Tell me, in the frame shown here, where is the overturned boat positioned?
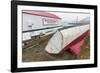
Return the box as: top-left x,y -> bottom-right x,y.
45,24 -> 90,55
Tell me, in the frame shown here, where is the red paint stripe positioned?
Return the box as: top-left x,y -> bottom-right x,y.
62,30 -> 89,55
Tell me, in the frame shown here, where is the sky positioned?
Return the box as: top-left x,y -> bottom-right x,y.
49,11 -> 90,24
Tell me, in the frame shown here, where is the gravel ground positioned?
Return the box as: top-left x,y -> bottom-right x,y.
22,34 -> 90,62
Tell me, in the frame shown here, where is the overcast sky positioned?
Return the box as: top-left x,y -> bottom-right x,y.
49,11 -> 90,23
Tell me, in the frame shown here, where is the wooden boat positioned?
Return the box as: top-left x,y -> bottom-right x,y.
45,24 -> 90,55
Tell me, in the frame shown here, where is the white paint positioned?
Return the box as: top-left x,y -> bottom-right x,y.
61,25 -> 89,47
45,30 -> 63,54
23,13 -> 60,31
45,24 -> 89,54
22,12 -> 61,39
22,32 -> 31,41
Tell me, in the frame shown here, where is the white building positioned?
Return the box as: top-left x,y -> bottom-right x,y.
22,10 -> 61,41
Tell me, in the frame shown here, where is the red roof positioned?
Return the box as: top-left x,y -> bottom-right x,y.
22,10 -> 61,19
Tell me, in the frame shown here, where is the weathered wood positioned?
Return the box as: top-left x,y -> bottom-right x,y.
45,24 -> 90,54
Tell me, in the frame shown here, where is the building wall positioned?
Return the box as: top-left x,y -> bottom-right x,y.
22,13 -> 61,41
22,13 -> 61,31
23,13 -> 42,31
